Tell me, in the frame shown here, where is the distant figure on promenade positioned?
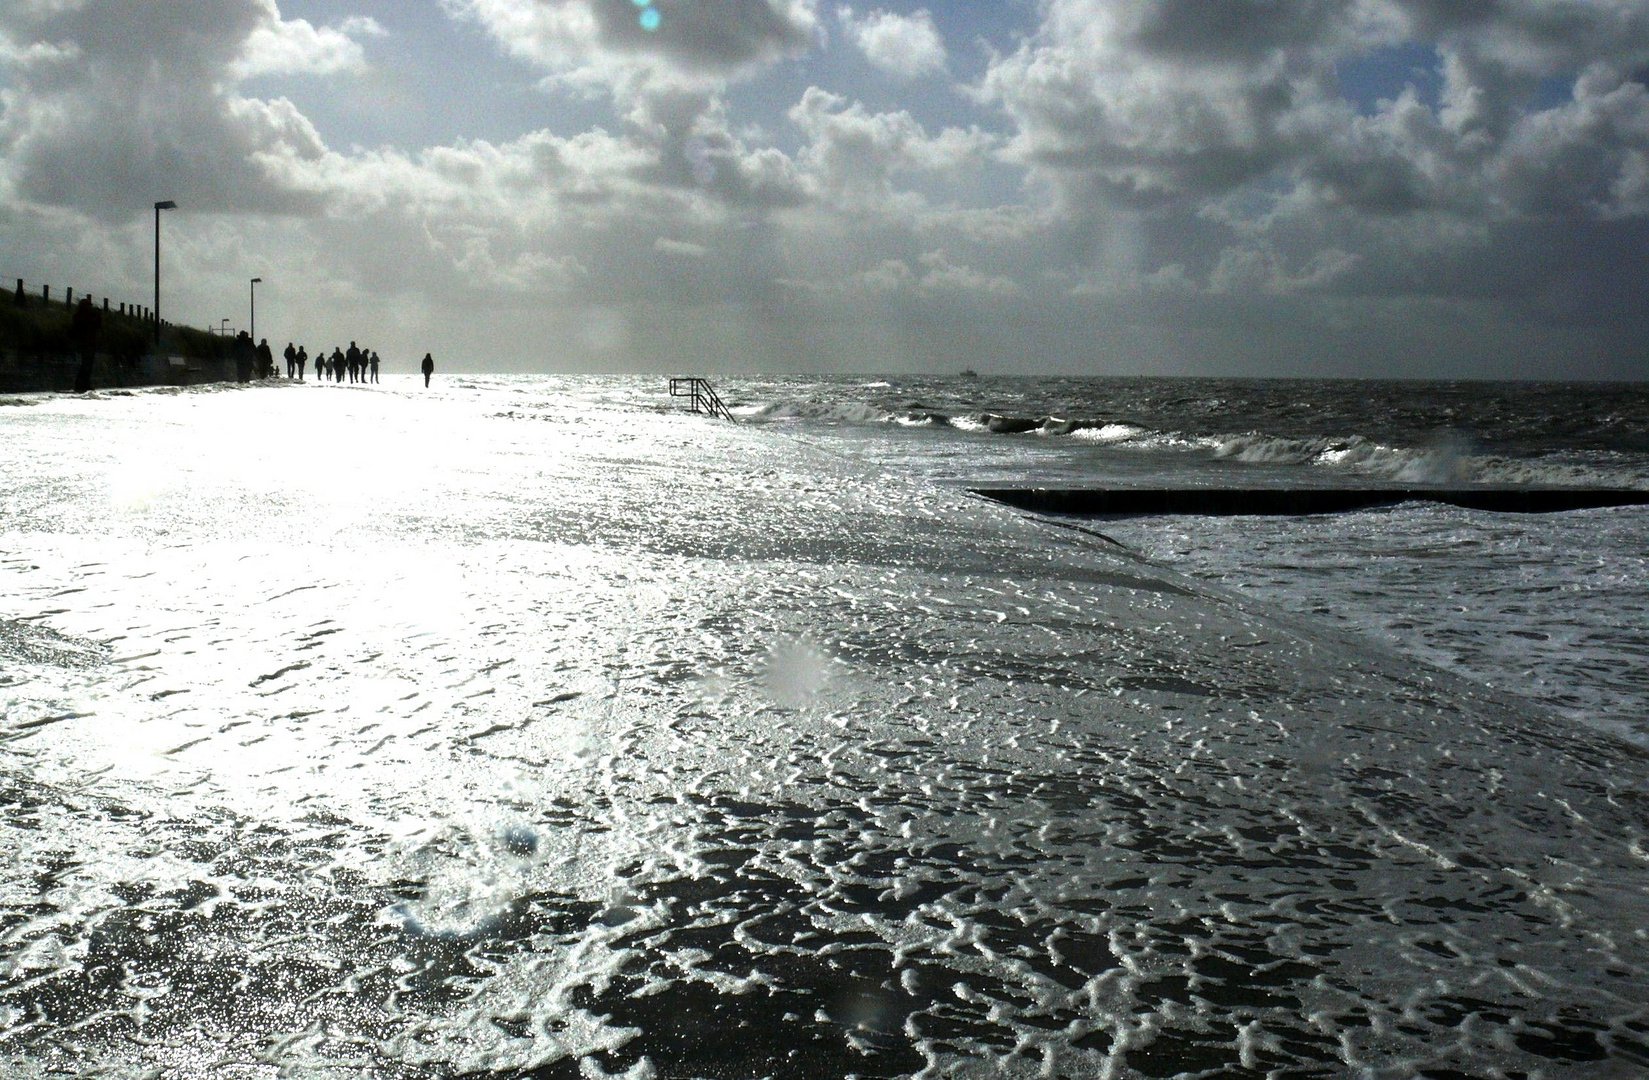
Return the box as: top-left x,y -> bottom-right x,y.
331,347 -> 345,383
346,342 -> 361,384
421,352 -> 434,388
70,296 -> 102,394
296,345 -> 307,381
256,338 -> 274,380
283,342 -> 296,379
369,351 -> 380,384
234,332 -> 254,383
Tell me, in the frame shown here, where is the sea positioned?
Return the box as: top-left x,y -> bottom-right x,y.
0,374 -> 1646,1079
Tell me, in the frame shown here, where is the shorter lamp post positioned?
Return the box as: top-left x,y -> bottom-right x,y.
250,277 -> 262,342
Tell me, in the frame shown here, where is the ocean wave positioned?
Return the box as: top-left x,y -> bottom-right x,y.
1199,432 -> 1477,482
1192,431 -> 1646,486
736,392 -> 1649,487
1067,422 -> 1151,444
739,400 -> 896,424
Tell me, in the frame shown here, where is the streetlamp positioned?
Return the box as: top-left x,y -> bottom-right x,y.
250,277 -> 263,341
219,318 -> 230,337
153,200 -> 176,344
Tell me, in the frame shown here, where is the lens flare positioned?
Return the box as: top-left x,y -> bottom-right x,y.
639,7 -> 661,30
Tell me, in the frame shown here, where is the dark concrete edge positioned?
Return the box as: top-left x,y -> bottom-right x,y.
969,487 -> 1649,517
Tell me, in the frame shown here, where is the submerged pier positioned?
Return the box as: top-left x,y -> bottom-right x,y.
971,486 -> 1649,516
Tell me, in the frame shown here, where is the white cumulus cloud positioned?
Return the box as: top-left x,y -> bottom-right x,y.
232,14 -> 380,79
837,6 -> 946,80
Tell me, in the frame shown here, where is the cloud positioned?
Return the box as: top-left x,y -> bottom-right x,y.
232,14 -> 381,79
442,0 -> 820,93
654,236 -> 708,255
915,249 -> 1019,295
3,0 -> 1647,376
976,0 -> 1649,326
0,0 -> 365,218
788,249 -> 1019,298
1207,243 -> 1358,294
789,87 -> 994,202
438,0 -> 821,216
982,0 -> 1649,223
836,6 -> 946,80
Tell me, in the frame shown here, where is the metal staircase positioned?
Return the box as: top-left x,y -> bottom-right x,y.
668,377 -> 735,421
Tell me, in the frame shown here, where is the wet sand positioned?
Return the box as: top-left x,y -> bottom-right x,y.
1,378 -> 1646,1078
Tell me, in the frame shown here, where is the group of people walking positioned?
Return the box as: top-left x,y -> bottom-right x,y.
281,341 -> 380,383
273,342 -> 437,386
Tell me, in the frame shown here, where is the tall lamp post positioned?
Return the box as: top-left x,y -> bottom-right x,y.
153,200 -> 177,344
250,277 -> 263,341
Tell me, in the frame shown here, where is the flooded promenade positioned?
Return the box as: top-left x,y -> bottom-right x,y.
2,379 -> 1646,1078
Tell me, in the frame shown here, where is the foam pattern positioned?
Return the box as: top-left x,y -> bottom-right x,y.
0,378 -> 1645,1078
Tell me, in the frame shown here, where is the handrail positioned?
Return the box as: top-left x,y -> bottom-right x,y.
668,376 -> 735,421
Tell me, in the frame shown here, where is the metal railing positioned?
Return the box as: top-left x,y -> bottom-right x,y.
669,377 -> 735,421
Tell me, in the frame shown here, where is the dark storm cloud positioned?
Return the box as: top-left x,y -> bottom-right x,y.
443,0 -> 820,88
1123,0 -> 1352,60
584,0 -> 817,72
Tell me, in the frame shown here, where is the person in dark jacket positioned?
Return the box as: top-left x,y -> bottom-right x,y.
70,296 -> 102,393
296,345 -> 307,381
346,342 -> 361,383
421,352 -> 434,388
256,338 -> 274,379
283,342 -> 297,379
234,332 -> 254,382
369,351 -> 380,384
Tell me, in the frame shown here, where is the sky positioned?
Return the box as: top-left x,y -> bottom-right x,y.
1,0 -> 1647,377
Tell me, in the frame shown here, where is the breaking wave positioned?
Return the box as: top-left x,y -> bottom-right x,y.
736,392 -> 1649,488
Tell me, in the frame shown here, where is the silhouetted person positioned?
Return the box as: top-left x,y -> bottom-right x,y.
296,345 -> 307,381
346,342 -> 361,384
421,352 -> 434,387
369,351 -> 380,383
234,331 -> 254,382
331,347 -> 345,383
70,296 -> 102,393
256,338 -> 274,380
284,342 -> 296,379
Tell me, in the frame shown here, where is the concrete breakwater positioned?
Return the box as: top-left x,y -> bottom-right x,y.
0,349 -> 237,393
973,485 -> 1649,516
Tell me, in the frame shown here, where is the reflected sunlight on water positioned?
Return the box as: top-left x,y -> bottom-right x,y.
0,376 -> 1646,1079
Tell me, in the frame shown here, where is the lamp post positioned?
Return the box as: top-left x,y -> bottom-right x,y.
153,200 -> 176,344
250,277 -> 262,341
